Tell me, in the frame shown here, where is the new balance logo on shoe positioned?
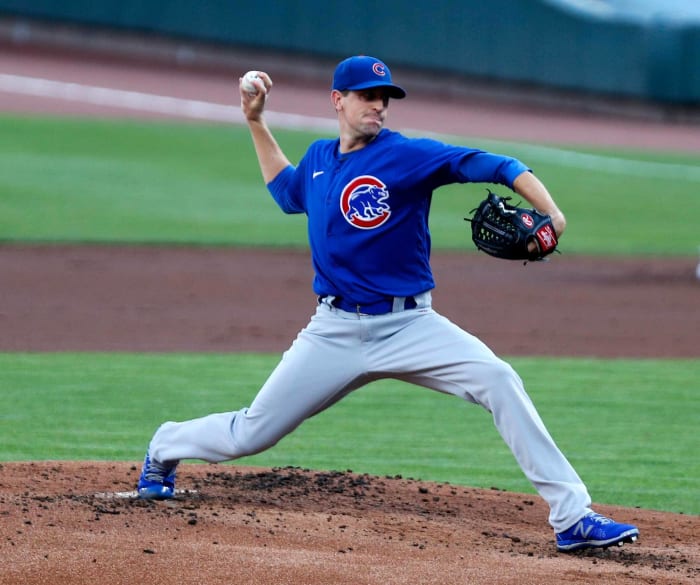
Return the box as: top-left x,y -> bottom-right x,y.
556,512 -> 639,552
572,519 -> 595,539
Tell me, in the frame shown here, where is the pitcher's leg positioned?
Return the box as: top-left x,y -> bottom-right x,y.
378,311 -> 591,532
468,359 -> 591,532
150,307 -> 366,464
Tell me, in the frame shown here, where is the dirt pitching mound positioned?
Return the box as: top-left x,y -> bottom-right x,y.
1,462 -> 698,585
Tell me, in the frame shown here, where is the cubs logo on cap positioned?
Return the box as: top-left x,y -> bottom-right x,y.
332,56 -> 407,99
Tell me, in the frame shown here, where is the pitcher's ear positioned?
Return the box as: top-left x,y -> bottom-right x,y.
332,89 -> 349,111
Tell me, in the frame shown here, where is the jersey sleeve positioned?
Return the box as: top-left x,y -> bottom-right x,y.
404,136 -> 530,190
266,165 -> 305,214
455,150 -> 530,188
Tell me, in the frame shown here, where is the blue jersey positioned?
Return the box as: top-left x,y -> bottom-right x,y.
268,128 -> 529,304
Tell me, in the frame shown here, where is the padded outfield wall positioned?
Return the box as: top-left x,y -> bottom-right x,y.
0,0 -> 698,104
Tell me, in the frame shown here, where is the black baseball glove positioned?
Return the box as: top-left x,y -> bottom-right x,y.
465,190 -> 559,261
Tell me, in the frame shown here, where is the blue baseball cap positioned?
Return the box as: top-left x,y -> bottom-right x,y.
332,56 -> 407,99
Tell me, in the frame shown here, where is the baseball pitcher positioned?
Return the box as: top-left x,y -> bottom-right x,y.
137,56 -> 639,553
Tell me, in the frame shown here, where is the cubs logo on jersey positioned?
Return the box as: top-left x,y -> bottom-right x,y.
340,175 -> 391,229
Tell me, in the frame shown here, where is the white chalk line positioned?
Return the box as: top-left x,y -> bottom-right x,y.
1,73 -> 698,181
0,73 -> 337,132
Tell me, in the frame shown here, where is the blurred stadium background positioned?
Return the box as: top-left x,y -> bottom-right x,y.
0,0 -> 699,120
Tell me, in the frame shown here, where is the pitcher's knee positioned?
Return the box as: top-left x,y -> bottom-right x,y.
230,411 -> 287,457
483,357 -> 521,385
471,359 -> 526,404
233,434 -> 280,457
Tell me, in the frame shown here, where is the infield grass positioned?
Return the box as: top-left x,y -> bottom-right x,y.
1,353 -> 697,515
1,116 -> 699,255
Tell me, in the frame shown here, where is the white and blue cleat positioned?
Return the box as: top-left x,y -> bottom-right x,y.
137,452 -> 178,500
556,511 -> 639,552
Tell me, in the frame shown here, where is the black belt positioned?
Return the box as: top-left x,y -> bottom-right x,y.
319,295 -> 418,315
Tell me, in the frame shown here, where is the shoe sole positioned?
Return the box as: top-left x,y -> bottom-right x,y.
557,530 -> 639,552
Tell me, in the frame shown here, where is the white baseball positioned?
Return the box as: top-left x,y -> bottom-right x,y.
242,70 -> 262,95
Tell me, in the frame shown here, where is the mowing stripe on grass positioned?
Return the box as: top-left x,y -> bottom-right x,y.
1,73 -> 698,182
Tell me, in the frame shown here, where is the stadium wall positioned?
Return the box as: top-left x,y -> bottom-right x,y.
0,0 -> 698,104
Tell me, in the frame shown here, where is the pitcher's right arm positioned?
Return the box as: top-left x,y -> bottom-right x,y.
239,71 -> 292,184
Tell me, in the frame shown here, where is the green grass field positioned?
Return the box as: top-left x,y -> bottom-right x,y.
1,116 -> 698,516
1,115 -> 699,254
1,354 -> 698,515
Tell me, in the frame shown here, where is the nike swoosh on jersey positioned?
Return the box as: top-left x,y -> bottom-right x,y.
312,170 -> 325,179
